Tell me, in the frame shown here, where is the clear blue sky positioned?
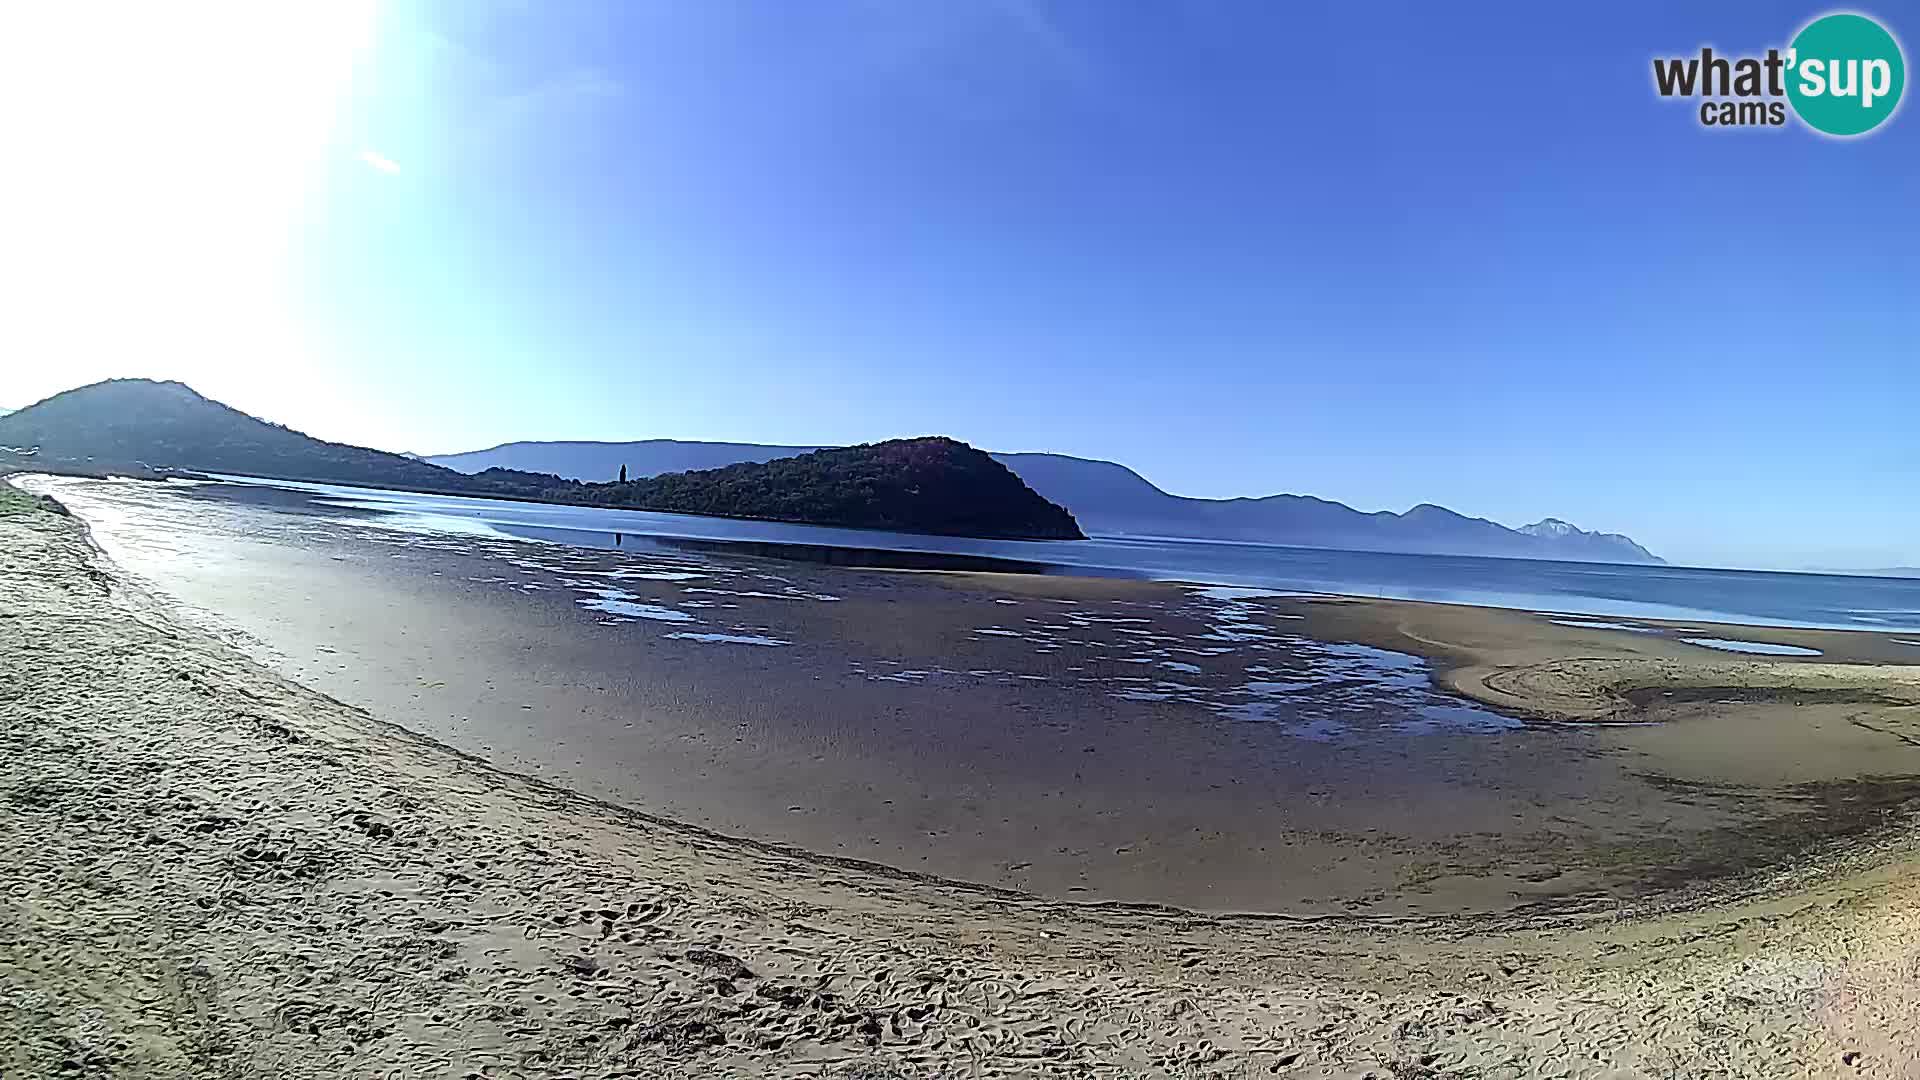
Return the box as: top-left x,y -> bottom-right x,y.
9,2 -> 1916,569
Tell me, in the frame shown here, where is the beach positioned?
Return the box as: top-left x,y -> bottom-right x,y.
7,478 -> 1920,1076
22,473 -> 1920,917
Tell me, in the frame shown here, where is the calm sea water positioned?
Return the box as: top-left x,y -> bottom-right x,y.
144,474 -> 1920,633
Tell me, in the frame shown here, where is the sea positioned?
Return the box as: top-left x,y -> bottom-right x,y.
68,473 -> 1920,634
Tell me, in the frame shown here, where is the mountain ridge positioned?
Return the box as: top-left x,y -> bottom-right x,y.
428,440 -> 1663,563
0,381 -> 1654,560
2,380 -> 486,493
0,381 -> 1082,542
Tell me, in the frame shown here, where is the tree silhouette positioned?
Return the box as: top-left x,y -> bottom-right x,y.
619,463 -> 628,483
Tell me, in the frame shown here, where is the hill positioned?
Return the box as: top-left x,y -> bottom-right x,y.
0,381 -> 1082,541
0,380 -> 482,492
546,439 -> 1083,540
430,440 -> 1662,563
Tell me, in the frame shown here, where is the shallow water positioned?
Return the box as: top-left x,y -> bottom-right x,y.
1681,637 -> 1824,657
1550,618 -> 1658,633
666,631 -> 790,646
35,474 -> 1518,742
26,471 -> 1920,915
195,473 -> 1920,632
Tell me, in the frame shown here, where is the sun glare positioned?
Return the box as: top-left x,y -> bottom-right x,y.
0,1 -> 378,401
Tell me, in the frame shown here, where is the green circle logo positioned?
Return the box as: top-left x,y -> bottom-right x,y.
1787,13 -> 1906,136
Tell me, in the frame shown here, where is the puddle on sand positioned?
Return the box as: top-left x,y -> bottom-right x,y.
1551,618 -> 1658,633
684,586 -> 842,602
1681,637 -> 1822,657
665,632 -> 789,646
967,585 -> 1527,742
576,588 -> 695,623
1161,592 -> 1524,740
1191,586 -> 1317,602
1205,641 -> 1520,741
579,568 -> 706,582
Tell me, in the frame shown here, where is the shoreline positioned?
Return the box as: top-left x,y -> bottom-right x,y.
7,482 -> 1920,1075
69,467 -> 1920,633
17,471 -> 1920,919
25,494 -> 1916,929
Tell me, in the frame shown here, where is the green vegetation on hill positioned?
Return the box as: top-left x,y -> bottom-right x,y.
557,439 -> 1084,540
0,380 -> 1084,541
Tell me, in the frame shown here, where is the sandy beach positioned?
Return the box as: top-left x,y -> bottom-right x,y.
23,473 -> 1920,919
7,478 -> 1920,1076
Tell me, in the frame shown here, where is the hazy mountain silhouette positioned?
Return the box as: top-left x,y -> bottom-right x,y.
995,453 -> 1660,562
1,379 -> 482,492
431,440 -> 1662,563
0,381 -> 1081,541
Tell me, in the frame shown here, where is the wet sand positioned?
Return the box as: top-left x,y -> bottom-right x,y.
24,473 -> 1920,918
10,478 -> 1920,1078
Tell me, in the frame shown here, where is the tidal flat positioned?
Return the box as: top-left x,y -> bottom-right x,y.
26,472 -> 1920,917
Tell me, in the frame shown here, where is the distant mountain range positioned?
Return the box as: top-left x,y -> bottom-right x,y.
0,380 -> 1081,541
0,379 -> 1657,559
430,440 -> 1662,563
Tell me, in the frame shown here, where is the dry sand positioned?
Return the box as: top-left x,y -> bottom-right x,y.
6,486 -> 1920,1077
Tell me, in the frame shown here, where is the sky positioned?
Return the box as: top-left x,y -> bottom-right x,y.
2,1 -> 1915,570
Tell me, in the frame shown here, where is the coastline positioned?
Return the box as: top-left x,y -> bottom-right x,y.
8,472 -> 1920,1075
16,472 -> 1920,919
118,469 -> 1920,633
